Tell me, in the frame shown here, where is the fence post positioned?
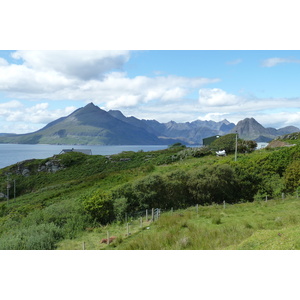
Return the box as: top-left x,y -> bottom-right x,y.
140,217 -> 143,228
125,212 -> 128,223
156,208 -> 159,220
282,193 -> 285,200
223,200 -> 226,209
171,207 -> 173,215
265,195 -> 268,202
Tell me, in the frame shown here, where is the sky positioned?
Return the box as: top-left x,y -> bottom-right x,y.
1,50 -> 300,133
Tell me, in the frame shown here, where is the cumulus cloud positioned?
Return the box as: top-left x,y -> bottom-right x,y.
0,51 -> 219,110
0,100 -> 23,109
199,88 -> 242,106
198,112 -> 229,122
0,57 -> 8,66
0,101 -> 77,132
261,57 -> 300,67
11,50 -> 130,80
101,75 -> 218,109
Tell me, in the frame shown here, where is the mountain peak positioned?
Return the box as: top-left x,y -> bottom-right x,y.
231,117 -> 271,140
108,110 -> 127,121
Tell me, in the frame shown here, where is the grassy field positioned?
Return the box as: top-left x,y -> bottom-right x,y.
57,195 -> 300,250
1,143 -> 300,250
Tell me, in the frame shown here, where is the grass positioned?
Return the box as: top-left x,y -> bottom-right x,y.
56,196 -> 300,250
1,145 -> 300,250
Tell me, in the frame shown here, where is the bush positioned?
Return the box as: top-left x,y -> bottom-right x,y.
81,191 -> 114,224
284,161 -> 300,193
113,197 -> 128,221
0,223 -> 63,250
187,164 -> 241,205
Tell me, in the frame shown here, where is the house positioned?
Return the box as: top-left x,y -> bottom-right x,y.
202,135 -> 221,146
59,148 -> 92,155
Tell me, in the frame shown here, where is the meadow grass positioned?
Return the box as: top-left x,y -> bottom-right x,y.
5,189 -> 300,250
55,196 -> 300,250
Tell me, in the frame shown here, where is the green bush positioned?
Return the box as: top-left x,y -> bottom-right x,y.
0,223 -> 62,250
81,191 -> 114,224
284,161 -> 300,192
113,197 -> 128,221
187,164 -> 241,205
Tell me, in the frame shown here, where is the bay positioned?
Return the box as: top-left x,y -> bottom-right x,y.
0,144 -> 169,169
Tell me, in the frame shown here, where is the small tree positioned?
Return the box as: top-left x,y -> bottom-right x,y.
238,140 -> 257,153
81,191 -> 114,224
284,161 -> 300,193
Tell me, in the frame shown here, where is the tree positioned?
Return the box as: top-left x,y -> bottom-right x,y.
187,164 -> 241,205
284,161 -> 300,193
81,191 -> 114,224
238,140 -> 257,153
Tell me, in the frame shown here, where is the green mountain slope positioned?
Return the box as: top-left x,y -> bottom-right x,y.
0,103 -> 168,145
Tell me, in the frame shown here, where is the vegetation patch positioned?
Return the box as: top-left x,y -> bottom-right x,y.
1,136 -> 300,249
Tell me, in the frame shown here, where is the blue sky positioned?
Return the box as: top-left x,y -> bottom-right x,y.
1,50 -> 300,133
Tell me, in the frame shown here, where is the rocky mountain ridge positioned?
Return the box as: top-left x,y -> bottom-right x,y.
231,118 -> 300,142
0,103 -> 299,145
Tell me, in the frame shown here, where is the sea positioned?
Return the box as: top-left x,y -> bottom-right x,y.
0,144 -> 170,169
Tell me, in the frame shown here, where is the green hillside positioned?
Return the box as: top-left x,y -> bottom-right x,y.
0,103 -> 166,145
1,140 -> 300,250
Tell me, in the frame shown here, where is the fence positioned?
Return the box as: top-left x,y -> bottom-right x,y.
82,191 -> 300,249
81,207 -> 165,249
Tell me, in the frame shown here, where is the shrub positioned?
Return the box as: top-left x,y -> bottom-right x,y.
113,197 -> 128,221
284,161 -> 300,193
187,164 -> 241,205
0,223 -> 63,250
81,191 -> 114,224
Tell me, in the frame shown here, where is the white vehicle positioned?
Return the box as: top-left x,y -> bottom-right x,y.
216,150 -> 226,156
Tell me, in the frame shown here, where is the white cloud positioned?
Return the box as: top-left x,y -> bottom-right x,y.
198,112 -> 229,122
11,50 -> 130,80
261,57 -> 300,67
0,101 -> 77,133
0,51 -> 219,110
0,100 -> 23,109
199,88 -> 242,106
0,57 -> 8,66
253,112 -> 300,129
0,63 -> 74,94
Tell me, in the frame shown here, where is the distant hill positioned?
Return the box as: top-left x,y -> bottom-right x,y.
0,133 -> 16,136
109,109 -> 235,144
231,118 -> 300,141
0,103 -> 299,145
0,103 -> 185,145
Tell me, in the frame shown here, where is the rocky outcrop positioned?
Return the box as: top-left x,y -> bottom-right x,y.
10,157 -> 65,177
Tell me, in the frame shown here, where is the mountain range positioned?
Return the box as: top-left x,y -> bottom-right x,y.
0,103 -> 299,145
